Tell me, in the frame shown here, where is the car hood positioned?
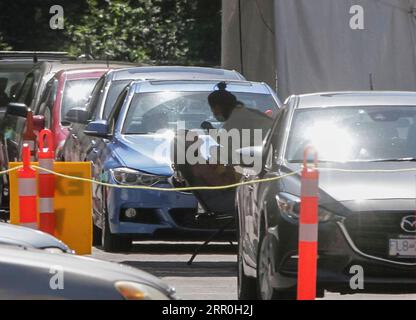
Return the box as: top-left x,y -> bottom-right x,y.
114,133 -> 217,176
283,161 -> 416,212
0,223 -> 71,253
0,245 -> 174,298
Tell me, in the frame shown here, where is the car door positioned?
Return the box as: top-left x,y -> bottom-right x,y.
86,88 -> 128,216
251,108 -> 289,260
237,108 -> 286,266
68,76 -> 106,162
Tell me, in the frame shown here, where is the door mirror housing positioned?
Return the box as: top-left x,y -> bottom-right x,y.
6,102 -> 28,118
64,108 -> 90,124
84,120 -> 112,139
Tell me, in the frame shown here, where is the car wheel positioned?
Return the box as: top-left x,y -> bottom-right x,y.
257,228 -> 296,300
102,210 -> 132,253
237,214 -> 257,300
92,219 -> 102,246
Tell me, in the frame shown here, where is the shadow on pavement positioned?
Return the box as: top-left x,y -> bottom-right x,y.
121,260 -> 237,277
128,242 -> 237,255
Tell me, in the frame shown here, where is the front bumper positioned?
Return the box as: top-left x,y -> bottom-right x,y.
272,217 -> 416,294
106,186 -> 235,240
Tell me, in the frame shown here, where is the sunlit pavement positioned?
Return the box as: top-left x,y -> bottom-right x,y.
91,241 -> 416,300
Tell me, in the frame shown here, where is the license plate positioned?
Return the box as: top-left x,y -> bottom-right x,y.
389,238 -> 416,257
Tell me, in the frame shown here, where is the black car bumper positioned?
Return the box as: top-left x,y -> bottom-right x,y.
273,217 -> 416,294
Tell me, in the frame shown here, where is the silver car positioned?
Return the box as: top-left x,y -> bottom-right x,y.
0,244 -> 177,300
0,222 -> 72,253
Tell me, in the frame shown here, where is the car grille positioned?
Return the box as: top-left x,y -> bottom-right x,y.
344,211 -> 416,263
169,208 -> 235,230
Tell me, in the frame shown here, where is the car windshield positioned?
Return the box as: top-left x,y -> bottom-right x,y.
286,106 -> 416,162
61,78 -> 99,119
122,91 -> 278,134
103,80 -> 131,118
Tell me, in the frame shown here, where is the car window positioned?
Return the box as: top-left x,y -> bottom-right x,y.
286,106 -> 416,162
16,73 -> 35,106
61,78 -> 99,122
122,91 -> 278,134
37,78 -> 58,129
0,69 -> 26,99
102,80 -> 131,119
87,76 -> 105,120
108,89 -> 128,135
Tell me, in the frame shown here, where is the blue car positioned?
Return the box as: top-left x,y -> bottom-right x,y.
84,79 -> 281,252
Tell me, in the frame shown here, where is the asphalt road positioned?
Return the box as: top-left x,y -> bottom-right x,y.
91,241 -> 416,300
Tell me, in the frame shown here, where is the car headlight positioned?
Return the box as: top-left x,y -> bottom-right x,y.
275,192 -> 333,222
110,168 -> 164,186
115,281 -> 170,300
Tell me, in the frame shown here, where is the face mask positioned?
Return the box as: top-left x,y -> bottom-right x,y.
214,114 -> 226,122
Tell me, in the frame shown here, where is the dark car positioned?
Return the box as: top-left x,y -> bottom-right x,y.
233,91 -> 416,299
62,66 -> 246,162
0,244 -> 177,299
0,51 -> 70,105
0,60 -> 138,211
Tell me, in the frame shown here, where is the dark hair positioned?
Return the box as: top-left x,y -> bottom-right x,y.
208,82 -> 237,110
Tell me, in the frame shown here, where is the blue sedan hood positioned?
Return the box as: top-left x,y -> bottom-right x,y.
114,133 -> 176,176
114,132 -> 218,176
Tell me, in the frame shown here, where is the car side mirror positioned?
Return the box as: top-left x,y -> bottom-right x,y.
33,115 -> 45,132
64,108 -> 90,125
6,102 -> 28,118
84,120 -> 112,139
235,146 -> 264,168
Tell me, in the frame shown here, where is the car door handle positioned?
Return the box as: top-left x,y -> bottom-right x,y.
247,185 -> 254,191
71,133 -> 78,140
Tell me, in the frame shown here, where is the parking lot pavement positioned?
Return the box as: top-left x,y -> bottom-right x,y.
91,241 -> 238,300
91,241 -> 416,300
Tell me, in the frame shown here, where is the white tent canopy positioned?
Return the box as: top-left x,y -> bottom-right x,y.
222,0 -> 416,99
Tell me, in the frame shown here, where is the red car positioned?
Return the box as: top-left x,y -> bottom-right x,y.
35,68 -> 109,158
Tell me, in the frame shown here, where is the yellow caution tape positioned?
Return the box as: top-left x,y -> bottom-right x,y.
30,165 -> 300,191
5,164 -> 416,192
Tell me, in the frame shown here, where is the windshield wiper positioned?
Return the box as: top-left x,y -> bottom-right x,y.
371,157 -> 416,162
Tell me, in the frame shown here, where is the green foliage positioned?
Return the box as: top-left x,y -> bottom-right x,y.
0,0 -> 221,65
65,0 -> 220,64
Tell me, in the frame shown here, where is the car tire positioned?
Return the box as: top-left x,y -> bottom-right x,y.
102,209 -> 132,253
92,219 -> 102,246
257,222 -> 296,300
236,212 -> 257,300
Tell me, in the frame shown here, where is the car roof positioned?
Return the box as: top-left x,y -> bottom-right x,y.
131,79 -> 270,94
46,60 -> 139,74
110,66 -> 245,81
55,68 -> 109,81
0,51 -> 70,62
294,91 -> 416,109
